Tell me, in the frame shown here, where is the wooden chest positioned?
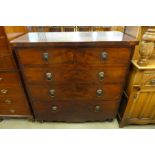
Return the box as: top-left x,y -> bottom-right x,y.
11,32 -> 138,122
0,26 -> 32,119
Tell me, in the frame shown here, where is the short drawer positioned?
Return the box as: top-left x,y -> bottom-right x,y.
140,71 -> 155,86
0,96 -> 31,116
0,84 -> 26,98
28,84 -> 123,101
23,65 -> 128,84
0,72 -> 21,85
32,100 -> 119,122
17,48 -> 75,65
76,47 -> 131,65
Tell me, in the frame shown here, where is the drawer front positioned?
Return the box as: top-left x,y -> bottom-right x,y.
0,72 -> 21,85
23,65 -> 128,84
0,55 -> 16,70
0,96 -> 31,116
33,100 -> 119,122
17,48 -> 75,65
140,71 -> 155,86
0,47 -> 10,57
0,84 -> 27,99
76,48 -> 131,65
0,36 -> 8,47
28,84 -> 123,101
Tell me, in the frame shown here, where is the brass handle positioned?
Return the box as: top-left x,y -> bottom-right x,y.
49,89 -> 55,98
96,89 -> 103,97
10,109 -> 15,113
51,106 -> 57,112
101,51 -> 108,60
1,89 -> 8,94
46,72 -> 52,80
95,105 -> 101,112
43,52 -> 49,62
5,99 -> 12,104
150,80 -> 155,85
98,72 -> 104,81
0,77 -> 3,81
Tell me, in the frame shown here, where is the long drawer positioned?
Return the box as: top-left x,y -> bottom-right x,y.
32,100 -> 119,122
23,65 -> 128,84
28,84 -> 123,101
16,47 -> 131,66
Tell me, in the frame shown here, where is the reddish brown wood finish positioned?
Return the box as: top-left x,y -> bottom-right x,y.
0,55 -> 16,70
16,47 -> 131,66
17,48 -> 75,65
28,84 -> 123,101
22,65 -> 128,84
33,100 -> 119,122
0,26 -> 32,119
12,32 -> 138,122
0,96 -> 30,116
0,72 -> 23,85
10,32 -> 138,47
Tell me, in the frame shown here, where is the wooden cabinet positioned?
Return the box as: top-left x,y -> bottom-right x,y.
11,32 -> 138,122
0,26 -> 32,120
118,27 -> 155,127
119,61 -> 155,127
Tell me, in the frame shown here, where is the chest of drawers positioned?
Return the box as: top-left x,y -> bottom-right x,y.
11,32 -> 138,122
0,26 -> 32,119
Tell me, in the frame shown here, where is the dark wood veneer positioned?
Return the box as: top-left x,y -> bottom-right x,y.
11,32 -> 138,122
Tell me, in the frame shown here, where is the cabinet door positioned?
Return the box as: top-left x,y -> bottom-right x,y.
126,86 -> 155,120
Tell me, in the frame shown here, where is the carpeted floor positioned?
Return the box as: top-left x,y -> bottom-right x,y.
0,118 -> 155,129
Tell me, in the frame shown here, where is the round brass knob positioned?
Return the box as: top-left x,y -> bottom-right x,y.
96,89 -> 103,97
150,80 -> 155,85
46,72 -> 52,80
0,77 -> 3,81
51,106 -> 57,112
10,109 -> 15,113
5,99 -> 12,104
49,89 -> 55,98
101,51 -> 108,60
98,72 -> 104,81
1,89 -> 8,94
95,105 -> 101,112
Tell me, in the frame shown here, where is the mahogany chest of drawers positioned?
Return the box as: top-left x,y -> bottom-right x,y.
11,32 -> 138,122
0,26 -> 32,119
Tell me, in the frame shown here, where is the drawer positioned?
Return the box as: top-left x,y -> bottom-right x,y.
28,84 -> 123,101
0,84 -> 26,97
0,36 -> 8,46
17,48 -> 74,65
23,65 -> 128,84
76,48 -> 131,65
0,55 -> 16,70
139,71 -> 155,86
32,100 -> 119,122
0,47 -> 10,57
0,96 -> 31,116
0,72 -> 21,85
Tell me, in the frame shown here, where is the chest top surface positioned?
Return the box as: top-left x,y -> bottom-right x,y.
10,31 -> 139,47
